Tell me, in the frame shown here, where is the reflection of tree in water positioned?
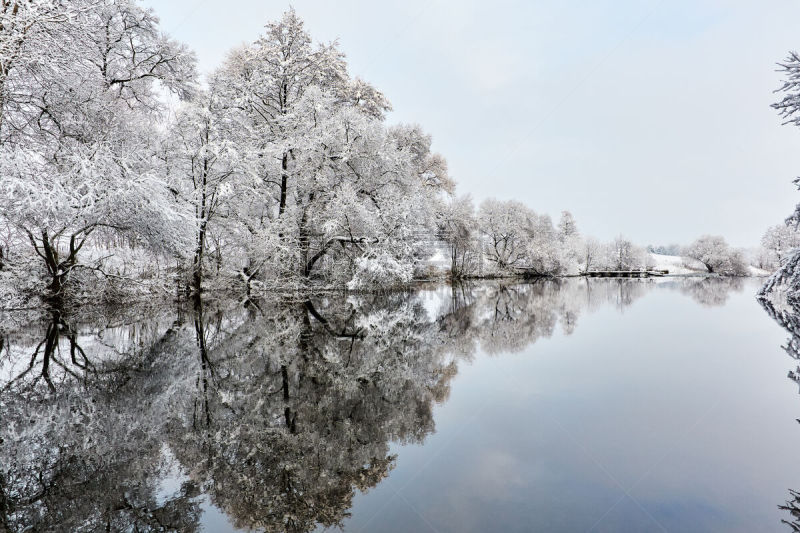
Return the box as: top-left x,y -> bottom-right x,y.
166,293 -> 457,532
462,282 -> 581,354
602,278 -> 650,311
759,296 -> 800,531
437,279 -> 649,357
680,277 -> 745,307
0,278 -> 727,532
0,306 -> 201,532
760,297 -> 800,370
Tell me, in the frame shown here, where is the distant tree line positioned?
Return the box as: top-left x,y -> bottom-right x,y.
647,244 -> 681,256
440,199 -> 658,278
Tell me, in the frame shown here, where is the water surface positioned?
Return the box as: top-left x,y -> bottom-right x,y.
1,278 -> 798,532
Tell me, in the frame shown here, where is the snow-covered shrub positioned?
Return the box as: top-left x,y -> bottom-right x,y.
0,255 -> 47,309
347,253 -> 414,290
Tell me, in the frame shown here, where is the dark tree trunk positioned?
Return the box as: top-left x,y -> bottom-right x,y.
192,223 -> 206,294
279,152 -> 288,216
27,228 -> 90,304
281,364 -> 296,433
278,82 -> 289,217
193,295 -> 212,428
299,194 -> 314,277
38,311 -> 63,391
0,471 -> 9,533
193,157 -> 210,294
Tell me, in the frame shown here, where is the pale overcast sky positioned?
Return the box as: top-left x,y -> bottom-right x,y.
143,0 -> 800,247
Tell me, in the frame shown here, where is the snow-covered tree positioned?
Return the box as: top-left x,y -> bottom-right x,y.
212,9 -> 390,220
588,236 -> 650,271
277,89 -> 451,287
162,89 -> 251,292
759,52 -> 800,298
477,198 -> 563,275
683,235 -> 748,276
209,10 -> 449,288
215,10 -> 347,221
0,0 -> 196,301
478,199 -> 529,271
556,210 -> 582,274
759,224 -> 800,271
580,237 -> 602,272
557,211 -> 578,241
439,195 -> 480,279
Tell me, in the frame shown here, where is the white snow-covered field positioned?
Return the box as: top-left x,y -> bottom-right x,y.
748,265 -> 772,277
649,253 -> 771,277
649,254 -> 707,275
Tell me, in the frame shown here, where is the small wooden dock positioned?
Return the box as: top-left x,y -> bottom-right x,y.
581,270 -> 669,278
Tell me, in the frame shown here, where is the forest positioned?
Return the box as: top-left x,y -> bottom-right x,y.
0,1 -> 793,311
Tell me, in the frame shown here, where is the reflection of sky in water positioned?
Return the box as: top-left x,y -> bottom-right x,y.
329,279 -> 796,532
2,278 -> 798,532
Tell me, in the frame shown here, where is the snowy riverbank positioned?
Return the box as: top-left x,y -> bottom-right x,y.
650,253 -> 771,277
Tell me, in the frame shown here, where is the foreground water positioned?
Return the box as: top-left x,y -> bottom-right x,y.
1,278 -> 799,532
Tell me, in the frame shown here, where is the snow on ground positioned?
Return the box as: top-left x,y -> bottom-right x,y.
649,253 -> 707,275
650,253 -> 771,277
748,265 -> 772,277
425,250 -> 450,271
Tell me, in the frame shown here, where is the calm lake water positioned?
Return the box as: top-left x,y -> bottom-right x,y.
2,278 -> 800,532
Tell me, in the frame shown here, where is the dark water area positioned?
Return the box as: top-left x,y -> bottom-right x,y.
1,278 -> 799,532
